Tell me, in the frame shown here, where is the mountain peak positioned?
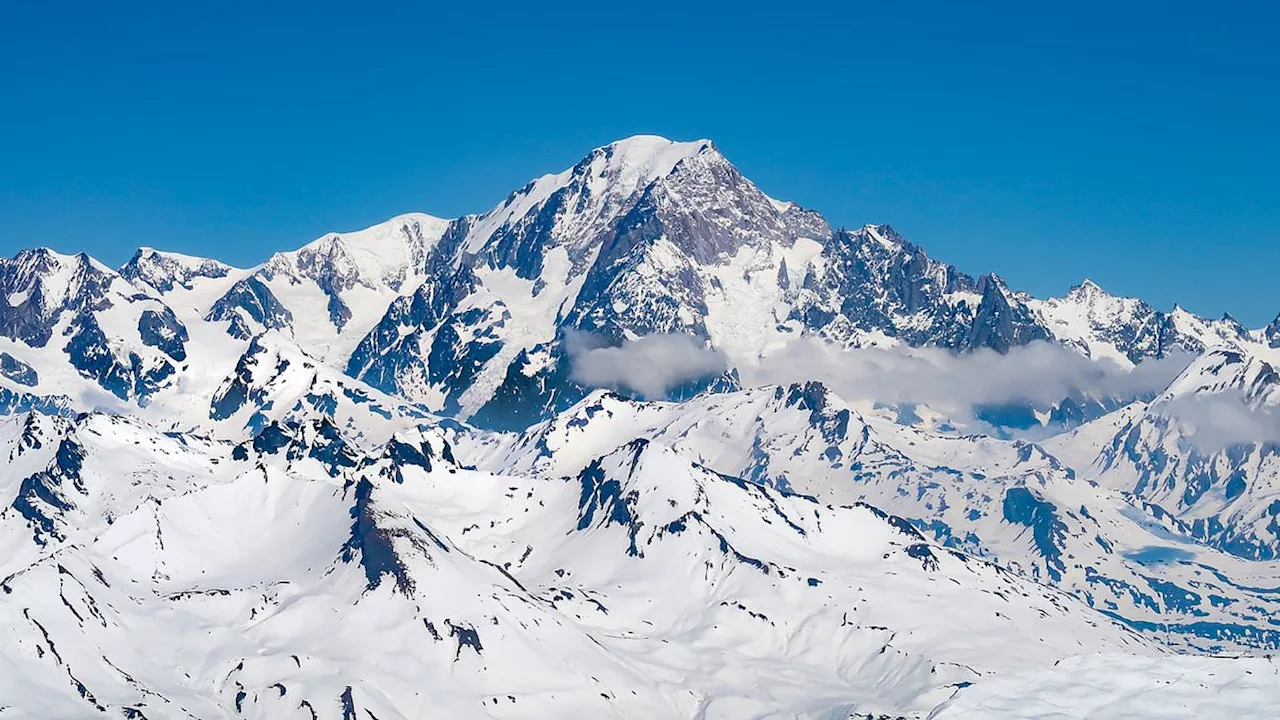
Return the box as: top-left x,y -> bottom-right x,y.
2,246 -> 120,298
977,272 -> 1011,293
461,136 -> 717,261
1266,313 -> 1280,348
288,212 -> 451,256
579,134 -> 716,194
1066,277 -> 1107,300
599,134 -> 713,165
1156,346 -> 1278,405
11,246 -> 84,271
120,246 -> 235,294
862,223 -> 907,250
128,246 -> 232,267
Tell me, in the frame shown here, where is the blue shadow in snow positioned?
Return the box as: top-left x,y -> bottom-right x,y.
1124,545 -> 1197,566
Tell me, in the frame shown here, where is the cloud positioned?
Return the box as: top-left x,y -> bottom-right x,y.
1160,391 -> 1280,451
568,333 -> 1217,438
568,332 -> 728,399
739,338 -> 1193,426
78,386 -> 129,414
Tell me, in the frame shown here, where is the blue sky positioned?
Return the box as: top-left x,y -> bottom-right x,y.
1,1 -> 1277,323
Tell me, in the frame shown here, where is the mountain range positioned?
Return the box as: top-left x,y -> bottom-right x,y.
2,135 -> 1279,718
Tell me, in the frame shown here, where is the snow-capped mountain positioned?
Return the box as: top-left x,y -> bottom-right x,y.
1265,313 -> 1280,348
1,136 -> 1266,429
1048,346 -> 1280,561
120,247 -> 235,296
0,249 -> 190,407
1031,278 -> 1254,365
471,383 -> 1280,652
336,137 -> 1264,427
345,136 -> 833,425
0,409 -> 1157,718
206,330 -> 435,442
191,213 -> 451,362
2,134 -> 1279,718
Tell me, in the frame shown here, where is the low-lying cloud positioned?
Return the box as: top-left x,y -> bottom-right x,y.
566,331 -> 1277,448
569,333 -> 1195,423
740,339 -> 1193,416
568,332 -> 728,399
1161,391 -> 1280,451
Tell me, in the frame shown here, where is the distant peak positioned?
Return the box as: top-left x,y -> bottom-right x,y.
1155,345 -> 1275,405
276,212 -> 450,272
128,245 -> 235,272
1265,313 -> 1280,347
15,246 -> 69,263
128,246 -> 221,263
854,224 -> 907,251
1066,278 -> 1107,300
10,247 -> 114,276
978,272 -> 1010,291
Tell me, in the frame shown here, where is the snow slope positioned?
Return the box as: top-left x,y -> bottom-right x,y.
471,384 -> 1280,653
933,653 -> 1280,719
203,213 -> 451,364
0,410 -> 1174,719
1047,346 -> 1280,561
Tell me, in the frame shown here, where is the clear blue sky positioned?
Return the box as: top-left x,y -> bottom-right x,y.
1,1 -> 1276,324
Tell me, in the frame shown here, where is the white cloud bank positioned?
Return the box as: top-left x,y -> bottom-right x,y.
568,332 -> 728,399
1161,391 -> 1280,451
741,339 -> 1193,415
568,332 -> 1278,448
569,334 -> 1195,420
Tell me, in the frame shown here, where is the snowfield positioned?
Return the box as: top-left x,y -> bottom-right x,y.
933,653 -> 1280,719
0,411 -> 1224,719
